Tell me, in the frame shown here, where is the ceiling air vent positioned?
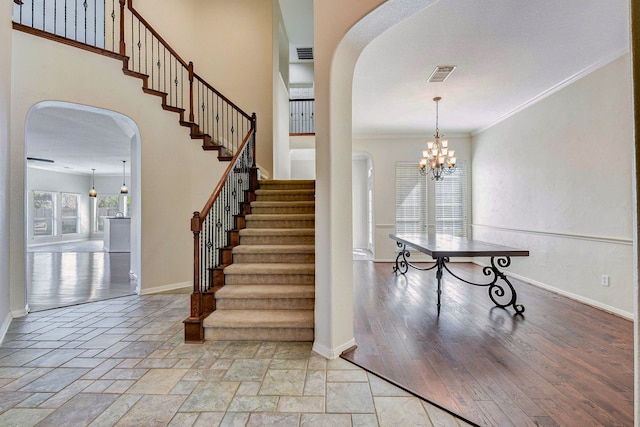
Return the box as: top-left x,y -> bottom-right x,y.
296,47 -> 314,61
428,65 -> 456,83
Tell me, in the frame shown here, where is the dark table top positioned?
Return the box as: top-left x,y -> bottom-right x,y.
390,233 -> 529,258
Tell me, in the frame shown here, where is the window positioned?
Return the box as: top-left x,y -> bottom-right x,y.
395,162 -> 428,234
33,191 -> 55,236
435,162 -> 468,237
61,193 -> 80,234
96,195 -> 121,232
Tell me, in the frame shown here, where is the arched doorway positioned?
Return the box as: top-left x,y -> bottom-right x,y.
24,101 -> 141,311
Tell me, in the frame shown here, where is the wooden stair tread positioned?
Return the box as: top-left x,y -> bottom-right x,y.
215,284 -> 314,299
204,309 -> 314,328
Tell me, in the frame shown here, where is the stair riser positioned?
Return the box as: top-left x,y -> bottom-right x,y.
225,274 -> 315,285
216,298 -> 315,310
250,207 -> 315,214
234,254 -> 315,264
205,327 -> 314,341
256,194 -> 315,202
246,220 -> 314,229
240,236 -> 315,245
258,182 -> 315,190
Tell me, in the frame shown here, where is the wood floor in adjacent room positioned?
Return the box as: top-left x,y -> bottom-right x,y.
26,241 -> 135,312
343,261 -> 633,427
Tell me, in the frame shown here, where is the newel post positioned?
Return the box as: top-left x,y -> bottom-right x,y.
188,62 -> 195,123
191,211 -> 201,298
184,211 -> 205,343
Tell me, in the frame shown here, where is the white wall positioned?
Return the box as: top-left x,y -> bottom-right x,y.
25,168 -> 92,243
290,63 -> 314,87
9,33 -> 229,313
313,0 -> 436,358
313,0 -> 387,358
353,135 -> 472,262
352,155 -> 369,250
274,76 -> 292,179
472,54 -> 634,317
0,0 -> 12,340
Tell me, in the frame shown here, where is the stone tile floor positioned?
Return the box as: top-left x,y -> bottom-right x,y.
0,294 -> 472,426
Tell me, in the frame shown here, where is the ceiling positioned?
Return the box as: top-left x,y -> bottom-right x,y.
352,0 -> 630,136
26,103 -> 134,176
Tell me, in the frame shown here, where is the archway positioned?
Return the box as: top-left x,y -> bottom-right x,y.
24,101 -> 141,311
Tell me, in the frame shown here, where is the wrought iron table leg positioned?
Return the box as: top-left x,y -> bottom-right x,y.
441,256 -> 525,315
393,243 -> 409,275
435,257 -> 445,316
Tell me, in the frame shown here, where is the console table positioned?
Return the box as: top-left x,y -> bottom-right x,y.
389,233 -> 529,315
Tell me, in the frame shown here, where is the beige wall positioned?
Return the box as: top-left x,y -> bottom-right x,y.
0,0 -> 12,337
472,54 -> 634,317
9,33 -> 229,312
130,0 -> 275,175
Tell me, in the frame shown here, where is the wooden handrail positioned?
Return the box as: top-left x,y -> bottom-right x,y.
193,72 -> 253,121
197,127 -> 255,227
126,0 -> 189,69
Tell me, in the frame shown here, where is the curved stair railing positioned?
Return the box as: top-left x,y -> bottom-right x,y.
12,0 -> 253,158
12,0 -> 259,342
185,121 -> 258,342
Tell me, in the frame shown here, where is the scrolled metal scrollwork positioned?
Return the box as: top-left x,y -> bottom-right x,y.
393,243 -> 439,275
442,256 -> 524,315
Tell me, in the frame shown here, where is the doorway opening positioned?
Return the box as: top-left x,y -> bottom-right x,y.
352,152 -> 373,260
24,101 -> 141,311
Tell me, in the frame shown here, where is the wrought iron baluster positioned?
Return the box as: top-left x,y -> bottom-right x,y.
110,0 -> 114,50
150,34 -> 154,86
156,38 -> 160,90
83,0 -> 87,43
162,45 -> 166,94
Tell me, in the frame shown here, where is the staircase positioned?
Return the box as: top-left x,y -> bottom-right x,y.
203,180 -> 315,341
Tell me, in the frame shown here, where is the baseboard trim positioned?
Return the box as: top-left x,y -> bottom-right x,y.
472,260 -> 634,320
0,312 -> 12,344
313,338 -> 357,359
11,308 -> 27,318
138,281 -> 191,295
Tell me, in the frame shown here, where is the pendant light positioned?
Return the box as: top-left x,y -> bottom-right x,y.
120,160 -> 128,194
89,168 -> 97,198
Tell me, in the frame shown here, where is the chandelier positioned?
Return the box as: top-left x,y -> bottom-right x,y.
419,96 -> 457,180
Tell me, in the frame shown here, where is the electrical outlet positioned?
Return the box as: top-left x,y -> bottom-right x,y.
601,275 -> 610,287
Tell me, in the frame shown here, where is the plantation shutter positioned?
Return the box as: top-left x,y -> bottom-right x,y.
395,162 -> 428,234
435,161 -> 467,237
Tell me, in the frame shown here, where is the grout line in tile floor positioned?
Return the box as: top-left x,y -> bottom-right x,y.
0,294 -> 472,426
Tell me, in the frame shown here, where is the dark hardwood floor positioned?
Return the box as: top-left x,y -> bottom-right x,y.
343,261 -> 633,427
26,241 -> 135,311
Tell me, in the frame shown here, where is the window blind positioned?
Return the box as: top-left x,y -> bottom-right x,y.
395,162 -> 428,234
435,161 -> 467,237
